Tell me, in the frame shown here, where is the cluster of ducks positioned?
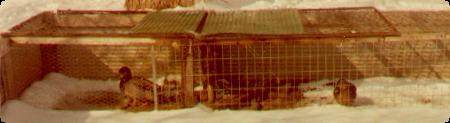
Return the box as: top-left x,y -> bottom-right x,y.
118,66 -> 358,109
118,66 -> 181,109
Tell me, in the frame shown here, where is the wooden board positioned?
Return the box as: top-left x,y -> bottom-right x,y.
3,44 -> 43,100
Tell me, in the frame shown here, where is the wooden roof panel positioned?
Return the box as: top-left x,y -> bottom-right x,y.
9,8 -> 448,39
297,7 -> 397,35
382,11 -> 450,33
202,9 -> 304,35
131,11 -> 205,33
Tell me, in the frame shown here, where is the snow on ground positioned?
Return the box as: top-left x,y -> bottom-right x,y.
17,73 -> 121,110
2,0 -> 450,123
18,73 -> 450,110
2,99 -> 450,123
2,73 -> 450,123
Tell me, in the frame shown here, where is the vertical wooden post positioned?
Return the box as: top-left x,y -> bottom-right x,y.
1,53 -> 4,104
0,37 -> 9,57
184,39 -> 194,106
3,43 -> 43,101
1,48 -> 11,102
151,45 -> 158,110
0,37 -> 7,104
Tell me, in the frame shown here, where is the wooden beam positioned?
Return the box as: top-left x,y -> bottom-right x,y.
0,37 -> 9,56
405,42 -> 442,79
10,37 -> 163,45
2,44 -> 43,100
2,51 -> 13,101
184,39 -> 195,106
385,33 -> 447,42
1,53 -> 5,104
8,33 -> 450,46
0,37 -> 8,104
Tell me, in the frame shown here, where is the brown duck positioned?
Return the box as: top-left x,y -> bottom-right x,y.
333,78 -> 357,106
119,66 -> 161,107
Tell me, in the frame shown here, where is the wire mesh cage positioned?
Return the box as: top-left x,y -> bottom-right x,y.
195,39 -> 450,109
4,41 -> 195,111
1,7 -> 450,112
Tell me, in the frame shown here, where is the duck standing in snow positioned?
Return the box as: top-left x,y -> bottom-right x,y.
119,66 -> 161,108
333,78 -> 357,106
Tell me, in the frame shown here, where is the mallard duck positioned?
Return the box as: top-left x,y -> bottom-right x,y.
119,66 -> 161,107
333,78 -> 357,106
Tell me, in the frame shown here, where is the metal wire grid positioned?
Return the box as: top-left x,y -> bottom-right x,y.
202,9 -> 304,35
195,39 -> 450,109
4,7 -> 400,39
3,9 -> 450,110
131,11 -> 205,33
382,11 -> 450,33
4,39 -> 450,110
298,8 -> 397,35
4,42 -> 191,111
40,44 -> 180,80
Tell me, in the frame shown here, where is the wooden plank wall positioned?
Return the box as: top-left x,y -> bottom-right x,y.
1,55 -> 5,104
1,37 -> 8,104
3,43 -> 43,100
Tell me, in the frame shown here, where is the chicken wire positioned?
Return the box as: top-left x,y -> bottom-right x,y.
192,39 -> 450,110
4,39 -> 450,111
4,42 -> 197,111
382,11 -> 450,33
1,8 -> 450,111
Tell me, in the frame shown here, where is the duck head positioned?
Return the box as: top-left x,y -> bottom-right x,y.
119,66 -> 132,83
119,66 -> 132,75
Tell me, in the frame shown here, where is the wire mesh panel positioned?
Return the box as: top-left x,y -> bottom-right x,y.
382,11 -> 450,33
4,40 -> 191,111
2,8 -> 450,112
200,7 -> 399,40
196,42 -> 356,110
195,39 -> 450,109
40,44 -> 180,80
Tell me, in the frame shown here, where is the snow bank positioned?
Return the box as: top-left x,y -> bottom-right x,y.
2,72 -> 449,123
3,99 -> 450,123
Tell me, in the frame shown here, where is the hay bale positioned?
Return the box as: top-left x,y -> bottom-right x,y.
125,0 -> 195,10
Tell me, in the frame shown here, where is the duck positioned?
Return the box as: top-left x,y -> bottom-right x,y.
119,66 -> 162,107
333,78 -> 357,106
